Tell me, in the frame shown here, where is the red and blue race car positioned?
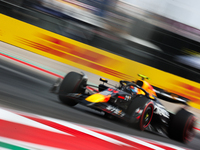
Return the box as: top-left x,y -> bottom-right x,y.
50,71 -> 196,143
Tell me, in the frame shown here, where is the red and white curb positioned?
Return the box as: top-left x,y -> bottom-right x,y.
0,108 -> 191,150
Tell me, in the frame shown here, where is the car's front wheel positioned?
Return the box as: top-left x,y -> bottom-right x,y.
58,71 -> 87,106
127,96 -> 154,131
139,102 -> 154,130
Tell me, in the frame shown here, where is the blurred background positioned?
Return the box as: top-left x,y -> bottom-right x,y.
1,0 -> 200,102
0,1 -> 200,149
2,0 -> 200,81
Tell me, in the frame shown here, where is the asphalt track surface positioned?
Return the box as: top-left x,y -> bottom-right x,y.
0,42 -> 200,149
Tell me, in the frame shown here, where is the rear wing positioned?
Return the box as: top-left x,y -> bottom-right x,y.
152,86 -> 189,106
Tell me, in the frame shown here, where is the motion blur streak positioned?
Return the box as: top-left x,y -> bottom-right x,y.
1,13 -> 200,108
1,50 -> 200,133
0,53 -> 64,79
0,108 -> 191,150
88,129 -> 165,150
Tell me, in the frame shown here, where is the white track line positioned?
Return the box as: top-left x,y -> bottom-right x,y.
0,108 -> 72,136
97,129 -> 166,150
40,115 -> 132,147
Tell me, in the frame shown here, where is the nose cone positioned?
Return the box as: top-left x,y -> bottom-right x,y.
85,93 -> 111,103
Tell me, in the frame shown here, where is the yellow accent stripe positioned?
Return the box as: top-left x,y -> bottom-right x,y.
1,13 -> 200,107
188,101 -> 200,110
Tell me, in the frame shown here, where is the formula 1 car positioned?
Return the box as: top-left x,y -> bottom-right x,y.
50,71 -> 196,143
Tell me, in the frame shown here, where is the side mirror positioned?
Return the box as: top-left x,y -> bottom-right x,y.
100,78 -> 108,83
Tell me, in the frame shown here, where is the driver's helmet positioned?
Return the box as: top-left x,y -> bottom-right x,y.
127,85 -> 138,95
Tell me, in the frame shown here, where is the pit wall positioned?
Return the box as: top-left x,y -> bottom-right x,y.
0,13 -> 200,109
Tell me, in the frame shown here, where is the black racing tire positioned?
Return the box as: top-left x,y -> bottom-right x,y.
58,72 -> 87,106
127,96 -> 154,131
168,108 -> 196,143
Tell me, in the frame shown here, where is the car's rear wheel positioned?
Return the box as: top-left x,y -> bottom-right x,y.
168,108 -> 196,143
127,96 -> 154,131
58,72 -> 87,106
